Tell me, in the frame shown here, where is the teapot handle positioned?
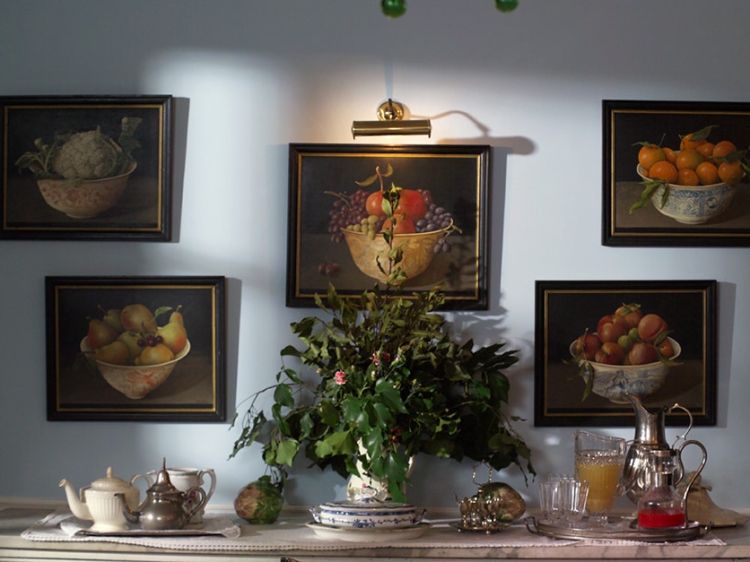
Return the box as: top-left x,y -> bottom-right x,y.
130,472 -> 153,492
184,486 -> 207,519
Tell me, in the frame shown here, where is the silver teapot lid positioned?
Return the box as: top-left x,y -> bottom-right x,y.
147,458 -> 180,496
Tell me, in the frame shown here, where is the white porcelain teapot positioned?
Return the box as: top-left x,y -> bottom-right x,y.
60,466 -> 150,532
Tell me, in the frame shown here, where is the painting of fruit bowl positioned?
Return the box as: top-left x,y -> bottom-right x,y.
636,164 -> 738,225
286,144 -> 490,309
37,161 -> 137,219
569,337 -> 681,404
341,221 -> 453,283
80,337 -> 190,400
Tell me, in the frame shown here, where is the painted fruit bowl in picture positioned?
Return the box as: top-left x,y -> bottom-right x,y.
569,337 -> 681,403
310,497 -> 426,529
80,336 -> 190,400
37,161 -> 137,219
341,221 -> 452,283
636,164 -> 739,225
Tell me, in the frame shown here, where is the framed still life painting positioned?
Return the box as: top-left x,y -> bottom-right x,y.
46,276 -> 226,422
534,280 -> 717,427
1,95 -> 173,241
286,143 -> 490,310
603,99 -> 750,247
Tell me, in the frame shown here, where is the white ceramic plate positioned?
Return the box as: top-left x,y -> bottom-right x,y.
305,521 -> 430,542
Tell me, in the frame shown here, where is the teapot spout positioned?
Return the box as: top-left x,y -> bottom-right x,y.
116,493 -> 141,524
59,479 -> 91,522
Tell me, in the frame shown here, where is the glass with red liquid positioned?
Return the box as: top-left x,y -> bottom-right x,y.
638,507 -> 686,528
637,449 -> 686,529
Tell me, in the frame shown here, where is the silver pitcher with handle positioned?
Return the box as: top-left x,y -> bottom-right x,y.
622,393 -> 707,504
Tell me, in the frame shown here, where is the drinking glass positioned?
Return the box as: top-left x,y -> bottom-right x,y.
538,480 -> 561,522
558,478 -> 589,526
574,430 -> 627,527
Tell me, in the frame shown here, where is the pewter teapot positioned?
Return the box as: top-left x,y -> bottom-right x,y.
120,458 -> 206,530
622,393 -> 707,504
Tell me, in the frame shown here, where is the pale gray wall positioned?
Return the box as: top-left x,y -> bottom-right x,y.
1,0 -> 749,510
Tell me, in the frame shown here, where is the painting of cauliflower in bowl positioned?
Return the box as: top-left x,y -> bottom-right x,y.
15,117 -> 141,218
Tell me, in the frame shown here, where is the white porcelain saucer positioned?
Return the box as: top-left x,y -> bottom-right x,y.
305,521 -> 430,542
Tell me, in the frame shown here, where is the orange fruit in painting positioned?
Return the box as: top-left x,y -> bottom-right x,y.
649,161 -> 679,183
718,160 -> 743,184
712,140 -> 738,161
663,147 -> 677,164
680,132 -> 707,152
696,142 -> 715,160
678,168 -> 700,186
676,148 -> 704,170
696,161 -> 720,185
638,144 -> 666,171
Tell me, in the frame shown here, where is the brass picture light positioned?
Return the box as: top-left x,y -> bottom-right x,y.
351,99 -> 431,138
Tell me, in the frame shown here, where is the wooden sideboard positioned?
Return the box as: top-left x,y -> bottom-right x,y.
2,502 -> 749,562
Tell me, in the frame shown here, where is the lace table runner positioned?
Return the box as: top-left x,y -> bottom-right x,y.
21,509 -> 725,552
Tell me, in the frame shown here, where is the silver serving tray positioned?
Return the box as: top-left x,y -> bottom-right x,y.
525,516 -> 708,542
62,516 -> 239,537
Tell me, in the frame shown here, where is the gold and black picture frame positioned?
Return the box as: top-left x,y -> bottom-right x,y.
46,276 -> 226,422
286,143 -> 490,309
534,279 -> 717,427
603,99 -> 750,247
1,95 -> 173,241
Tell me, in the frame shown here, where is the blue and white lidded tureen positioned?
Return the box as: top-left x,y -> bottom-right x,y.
310,497 -> 426,529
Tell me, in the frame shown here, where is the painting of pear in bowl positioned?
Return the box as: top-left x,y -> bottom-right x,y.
0,95 -> 173,241
286,144 -> 490,310
45,276 -> 226,422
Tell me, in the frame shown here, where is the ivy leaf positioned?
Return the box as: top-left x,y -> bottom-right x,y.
228,410 -> 266,459
273,383 -> 294,408
319,400 -> 340,426
275,439 -> 300,466
299,411 -> 315,439
315,430 -> 356,458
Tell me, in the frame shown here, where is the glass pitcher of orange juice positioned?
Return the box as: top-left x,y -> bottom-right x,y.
574,430 -> 627,527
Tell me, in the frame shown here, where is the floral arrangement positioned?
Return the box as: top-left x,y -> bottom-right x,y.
230,185 -> 534,502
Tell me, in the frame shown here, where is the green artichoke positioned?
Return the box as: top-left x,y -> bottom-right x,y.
234,475 -> 283,524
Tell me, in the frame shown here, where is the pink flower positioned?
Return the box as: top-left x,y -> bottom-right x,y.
371,351 -> 391,366
334,370 -> 346,385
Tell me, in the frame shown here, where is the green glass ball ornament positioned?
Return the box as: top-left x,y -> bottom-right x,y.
382,0 -> 406,18
495,0 -> 519,13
